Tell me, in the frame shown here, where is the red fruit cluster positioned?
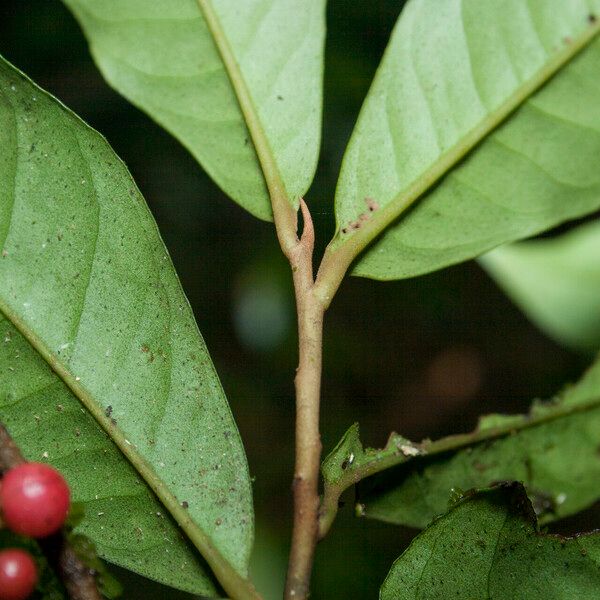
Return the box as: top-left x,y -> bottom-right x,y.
0,463 -> 71,600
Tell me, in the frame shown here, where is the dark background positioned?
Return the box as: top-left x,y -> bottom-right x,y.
0,1 -> 594,598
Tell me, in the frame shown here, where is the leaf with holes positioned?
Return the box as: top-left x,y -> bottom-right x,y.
320,355 -> 600,531
380,483 -> 600,600
480,219 -> 600,352
0,56 -> 254,597
61,0 -> 326,220
326,0 -> 600,281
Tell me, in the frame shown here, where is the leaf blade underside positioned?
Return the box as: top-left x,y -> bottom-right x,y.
322,355 -> 600,530
380,484 -> 600,600
0,56 -> 253,595
0,317 -> 218,595
62,0 -> 327,220
480,219 -> 600,352
332,0 -> 600,280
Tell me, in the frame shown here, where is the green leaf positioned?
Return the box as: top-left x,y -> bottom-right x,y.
321,355 -> 600,532
480,219 -> 600,352
1,327 -> 210,594
0,56 -> 254,595
62,0 -> 326,221
330,0 -> 600,280
380,483 -> 600,600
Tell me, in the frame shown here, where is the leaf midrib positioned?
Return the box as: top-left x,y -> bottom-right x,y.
195,0 -> 297,242
325,392 -> 600,497
315,16 -> 600,304
0,296 -> 239,576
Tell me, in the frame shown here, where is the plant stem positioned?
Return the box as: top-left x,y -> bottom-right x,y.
283,200 -> 325,599
194,2 -> 329,592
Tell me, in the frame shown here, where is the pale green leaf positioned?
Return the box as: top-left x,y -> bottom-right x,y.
480,219 -> 600,352
62,0 -> 326,220
0,56 -> 253,595
321,355 -> 600,531
331,0 -> 600,280
381,483 -> 600,600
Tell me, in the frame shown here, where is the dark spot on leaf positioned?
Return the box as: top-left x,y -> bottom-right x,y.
215,518 -> 222,526
589,14 -> 597,23
277,95 -> 283,101
365,198 -> 379,212
473,461 -> 489,472
105,405 -> 113,418
181,501 -> 189,509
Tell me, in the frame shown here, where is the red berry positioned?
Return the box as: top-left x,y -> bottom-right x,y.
0,549 -> 37,600
0,463 -> 70,538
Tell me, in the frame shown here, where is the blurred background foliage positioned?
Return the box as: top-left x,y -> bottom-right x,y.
0,1 -> 596,598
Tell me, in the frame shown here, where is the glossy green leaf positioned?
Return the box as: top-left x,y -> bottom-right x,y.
381,483 -> 600,600
331,0 -> 600,279
321,355 -> 600,531
0,56 -> 253,595
62,0 -> 326,220
480,219 -> 600,352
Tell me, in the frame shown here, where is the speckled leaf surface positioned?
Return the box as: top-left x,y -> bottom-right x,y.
62,0 -> 326,220
480,219 -> 600,352
331,0 -> 600,279
325,356 -> 600,529
0,56 -> 252,594
380,484 -> 600,600
0,318 -> 219,595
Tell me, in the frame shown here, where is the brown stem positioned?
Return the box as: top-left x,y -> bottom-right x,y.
281,200 -> 325,599
0,423 -> 25,470
0,422 -> 102,600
